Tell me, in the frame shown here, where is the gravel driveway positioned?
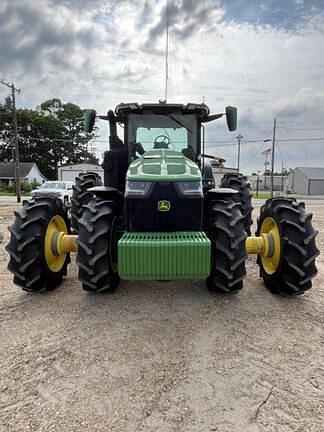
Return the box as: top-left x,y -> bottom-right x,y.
0,204 -> 323,432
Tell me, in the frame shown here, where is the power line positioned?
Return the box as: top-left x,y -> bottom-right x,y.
277,138 -> 324,142
277,126 -> 324,131
5,136 -> 324,148
240,140 -> 268,172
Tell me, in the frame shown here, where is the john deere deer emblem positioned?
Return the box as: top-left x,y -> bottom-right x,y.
158,200 -> 171,212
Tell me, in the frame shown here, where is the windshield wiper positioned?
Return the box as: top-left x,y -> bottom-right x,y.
153,112 -> 193,134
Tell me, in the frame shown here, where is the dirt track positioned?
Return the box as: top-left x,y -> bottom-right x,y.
0,204 -> 323,432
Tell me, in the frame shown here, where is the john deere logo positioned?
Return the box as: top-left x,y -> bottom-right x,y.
158,200 -> 171,212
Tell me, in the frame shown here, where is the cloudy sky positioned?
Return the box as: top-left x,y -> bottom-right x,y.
1,0 -> 324,172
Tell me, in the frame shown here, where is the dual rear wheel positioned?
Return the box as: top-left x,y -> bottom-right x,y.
76,199 -> 120,293
6,195 -> 319,296
70,172 -> 102,233
220,173 -> 253,235
206,197 -> 247,294
256,198 -> 319,295
206,197 -> 319,295
6,197 -> 70,292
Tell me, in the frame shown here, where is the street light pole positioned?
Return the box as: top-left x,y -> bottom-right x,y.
256,170 -> 261,198
11,84 -> 21,203
0,79 -> 21,203
270,118 -> 277,198
236,133 -> 243,173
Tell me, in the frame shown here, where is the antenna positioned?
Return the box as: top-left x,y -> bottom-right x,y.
165,0 -> 169,101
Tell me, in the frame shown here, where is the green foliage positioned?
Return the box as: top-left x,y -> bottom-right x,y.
0,184 -> 15,195
0,99 -> 98,180
20,181 -> 32,193
30,179 -> 40,190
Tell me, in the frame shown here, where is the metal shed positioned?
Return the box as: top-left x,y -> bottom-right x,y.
288,167 -> 324,195
57,163 -> 104,182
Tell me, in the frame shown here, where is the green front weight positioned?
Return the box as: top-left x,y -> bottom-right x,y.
118,231 -> 211,280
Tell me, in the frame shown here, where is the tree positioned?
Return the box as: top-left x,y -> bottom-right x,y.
0,99 -> 97,179
40,99 -> 97,165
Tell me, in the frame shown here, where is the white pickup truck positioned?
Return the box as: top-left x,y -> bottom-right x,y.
31,181 -> 74,208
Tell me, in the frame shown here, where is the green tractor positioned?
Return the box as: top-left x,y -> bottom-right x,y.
6,102 -> 319,295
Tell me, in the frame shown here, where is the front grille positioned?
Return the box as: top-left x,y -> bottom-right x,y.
33,192 -> 59,198
125,182 -> 203,231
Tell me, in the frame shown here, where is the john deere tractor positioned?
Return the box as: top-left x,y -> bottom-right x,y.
6,102 -> 319,295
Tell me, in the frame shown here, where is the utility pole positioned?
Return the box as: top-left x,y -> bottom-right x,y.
0,79 -> 21,203
256,170 -> 261,198
281,160 -> 285,194
236,133 -> 243,173
270,118 -> 277,198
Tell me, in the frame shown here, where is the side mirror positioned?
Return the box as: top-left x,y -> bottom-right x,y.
84,109 -> 96,133
225,106 -> 237,131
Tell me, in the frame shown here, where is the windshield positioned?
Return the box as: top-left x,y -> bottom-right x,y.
128,113 -> 197,160
40,182 -> 66,189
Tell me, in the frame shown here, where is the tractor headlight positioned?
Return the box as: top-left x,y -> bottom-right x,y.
176,181 -> 203,196
126,181 -> 152,196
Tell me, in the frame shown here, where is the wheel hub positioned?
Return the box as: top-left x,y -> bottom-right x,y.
44,215 -> 68,272
259,217 -> 280,274
245,216 -> 280,274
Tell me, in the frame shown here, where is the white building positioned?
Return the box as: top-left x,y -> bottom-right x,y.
287,167 -> 324,195
0,162 -> 46,185
208,159 -> 238,187
249,174 -> 287,192
57,163 -> 104,182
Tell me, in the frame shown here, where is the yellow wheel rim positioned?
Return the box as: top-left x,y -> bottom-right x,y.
45,215 -> 68,272
260,216 -> 281,274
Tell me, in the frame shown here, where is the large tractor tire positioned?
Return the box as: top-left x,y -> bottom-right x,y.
256,198 -> 319,295
220,173 -> 253,235
206,197 -> 248,294
76,199 -> 120,293
6,197 -> 70,292
70,172 -> 102,233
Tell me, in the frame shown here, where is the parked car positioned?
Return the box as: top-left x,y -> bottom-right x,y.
31,181 -> 74,208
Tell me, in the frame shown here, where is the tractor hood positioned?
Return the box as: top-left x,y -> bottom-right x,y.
127,149 -> 201,182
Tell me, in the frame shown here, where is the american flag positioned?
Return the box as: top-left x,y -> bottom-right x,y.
261,148 -> 272,155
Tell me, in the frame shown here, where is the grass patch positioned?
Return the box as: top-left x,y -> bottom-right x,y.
0,187 -> 31,196
252,191 -> 271,199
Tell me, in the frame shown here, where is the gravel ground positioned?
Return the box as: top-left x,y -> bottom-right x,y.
0,203 -> 323,432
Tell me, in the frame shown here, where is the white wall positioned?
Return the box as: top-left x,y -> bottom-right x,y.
291,169 -> 309,195
211,167 -> 237,187
249,175 -> 287,191
58,164 -> 104,182
25,164 -> 46,184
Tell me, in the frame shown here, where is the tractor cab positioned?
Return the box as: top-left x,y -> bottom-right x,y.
115,102 -> 210,163
84,101 -> 237,194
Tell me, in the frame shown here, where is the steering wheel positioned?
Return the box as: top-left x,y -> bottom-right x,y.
153,135 -> 170,149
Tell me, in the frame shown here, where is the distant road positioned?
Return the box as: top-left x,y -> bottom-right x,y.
253,198 -> 324,205
0,196 -> 31,205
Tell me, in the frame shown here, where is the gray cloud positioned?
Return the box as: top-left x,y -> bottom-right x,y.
142,0 -> 223,53
0,0 -> 323,172
0,0 -> 106,76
